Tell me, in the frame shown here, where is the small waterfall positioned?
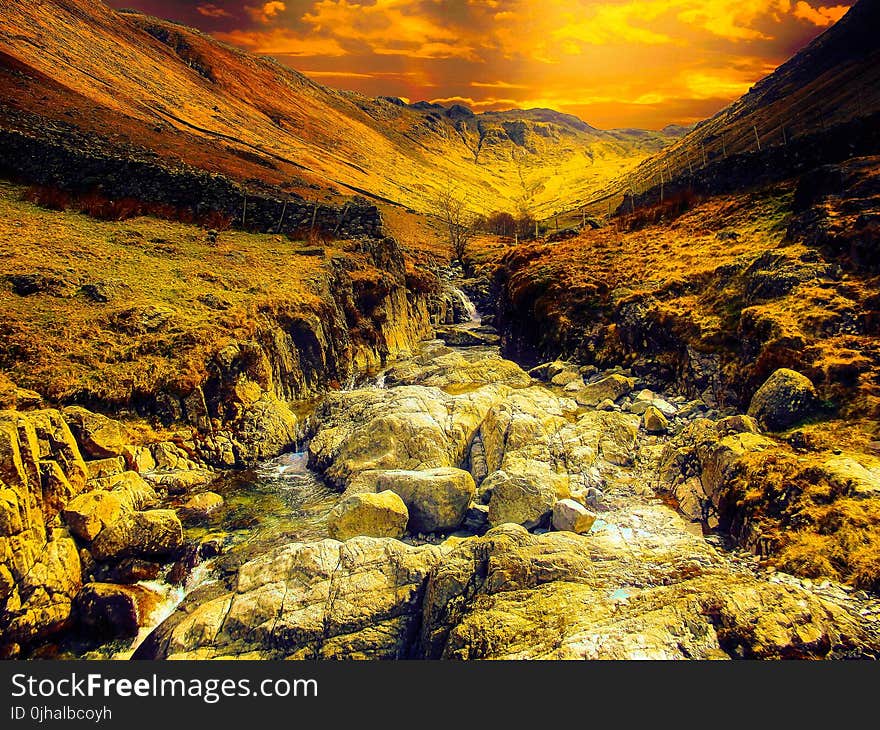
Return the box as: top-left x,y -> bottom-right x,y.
448,286 -> 480,327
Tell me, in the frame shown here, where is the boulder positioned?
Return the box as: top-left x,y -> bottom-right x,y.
487,471 -> 556,529
575,374 -> 635,407
747,368 -> 818,431
122,445 -> 156,473
180,491 -> 224,519
550,370 -> 581,386
309,385 -> 507,488
90,509 -> 184,561
715,415 -> 760,436
327,491 -> 409,541
63,406 -> 130,459
62,491 -> 124,542
352,468 -> 475,533
551,499 -> 597,533
642,406 -> 669,434
74,582 -> 155,638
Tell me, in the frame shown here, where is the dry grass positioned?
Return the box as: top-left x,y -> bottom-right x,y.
729,446 -> 880,590
0,181 -> 353,407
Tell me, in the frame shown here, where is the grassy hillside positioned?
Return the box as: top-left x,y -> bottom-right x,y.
0,0 -> 680,219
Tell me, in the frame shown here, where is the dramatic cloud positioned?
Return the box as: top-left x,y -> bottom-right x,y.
196,3 -> 233,18
793,1 -> 849,25
246,1 -> 287,23
106,0 -> 855,128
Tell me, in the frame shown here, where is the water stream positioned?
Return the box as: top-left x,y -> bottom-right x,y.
50,283 -> 878,659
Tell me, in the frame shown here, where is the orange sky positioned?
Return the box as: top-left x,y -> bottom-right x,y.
109,0 -> 853,129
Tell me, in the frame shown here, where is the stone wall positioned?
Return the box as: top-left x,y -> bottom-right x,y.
0,124 -> 383,239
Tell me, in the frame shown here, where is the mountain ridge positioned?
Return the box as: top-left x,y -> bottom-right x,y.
0,0 -> 681,218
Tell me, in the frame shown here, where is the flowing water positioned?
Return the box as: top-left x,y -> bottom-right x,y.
52,282 -> 879,659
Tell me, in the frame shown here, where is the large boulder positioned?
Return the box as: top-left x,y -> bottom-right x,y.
351,468 -> 476,534
747,368 -> 819,431
62,406 -> 130,459
62,491 -> 124,542
90,509 -> 184,561
74,582 -> 156,638
327,491 -> 409,541
486,471 -> 556,529
574,374 -> 635,407
308,385 -> 507,488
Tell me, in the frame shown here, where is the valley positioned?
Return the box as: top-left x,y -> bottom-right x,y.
0,0 -> 879,661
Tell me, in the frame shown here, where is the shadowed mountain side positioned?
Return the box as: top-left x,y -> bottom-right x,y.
572,0 -> 880,216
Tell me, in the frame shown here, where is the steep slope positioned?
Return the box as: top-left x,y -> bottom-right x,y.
0,0 -> 679,218
580,0 -> 880,212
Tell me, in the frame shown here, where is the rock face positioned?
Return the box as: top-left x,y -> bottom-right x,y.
139,523 -> 876,660
327,491 -> 409,541
747,368 -> 819,431
0,410 -> 86,650
659,418 -> 776,525
0,403 -> 204,652
350,468 -> 475,534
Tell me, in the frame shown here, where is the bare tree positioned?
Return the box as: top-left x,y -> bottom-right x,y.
434,184 -> 477,263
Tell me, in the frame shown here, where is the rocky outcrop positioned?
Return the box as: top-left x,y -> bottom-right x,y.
0,404 -> 200,654
658,417 -> 775,527
175,237 -> 435,467
0,410 -> 87,650
309,343 -> 641,536
138,523 -> 877,660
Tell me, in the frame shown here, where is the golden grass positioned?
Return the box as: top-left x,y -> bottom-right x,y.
0,181 -> 353,406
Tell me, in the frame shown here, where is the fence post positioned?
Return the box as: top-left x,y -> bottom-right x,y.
277,199 -> 287,233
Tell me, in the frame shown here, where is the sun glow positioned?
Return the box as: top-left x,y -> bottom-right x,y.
113,0 -> 853,128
